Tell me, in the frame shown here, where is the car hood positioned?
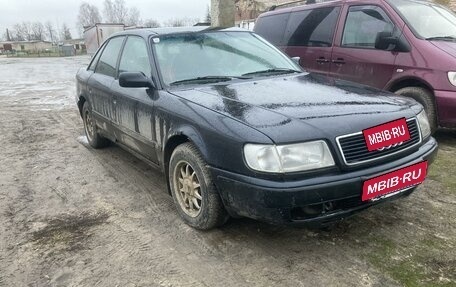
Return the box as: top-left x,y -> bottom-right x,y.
430,40 -> 456,58
170,74 -> 422,143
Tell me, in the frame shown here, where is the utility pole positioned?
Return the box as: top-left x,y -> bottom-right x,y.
211,0 -> 235,27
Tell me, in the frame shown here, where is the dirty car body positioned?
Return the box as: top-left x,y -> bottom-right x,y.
76,27 -> 438,228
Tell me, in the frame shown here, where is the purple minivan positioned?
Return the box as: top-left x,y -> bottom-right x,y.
254,0 -> 456,130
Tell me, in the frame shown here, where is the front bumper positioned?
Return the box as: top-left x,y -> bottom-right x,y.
211,137 -> 438,226
435,90 -> 456,128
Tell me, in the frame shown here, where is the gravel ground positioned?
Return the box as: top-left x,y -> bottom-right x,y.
0,56 -> 455,287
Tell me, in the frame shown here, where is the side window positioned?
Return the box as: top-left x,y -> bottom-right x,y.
88,43 -> 105,71
342,6 -> 394,48
285,7 -> 341,47
118,36 -> 151,78
254,13 -> 290,46
95,37 -> 125,77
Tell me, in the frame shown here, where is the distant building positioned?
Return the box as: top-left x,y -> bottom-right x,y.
450,0 -> 456,10
83,23 -> 125,55
0,40 -> 53,53
63,38 -> 85,51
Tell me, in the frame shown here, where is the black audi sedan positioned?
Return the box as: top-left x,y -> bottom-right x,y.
76,27 -> 438,230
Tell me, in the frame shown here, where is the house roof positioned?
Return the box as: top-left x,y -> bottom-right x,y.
0,40 -> 52,44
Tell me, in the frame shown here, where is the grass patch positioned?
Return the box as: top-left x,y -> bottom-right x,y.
428,151 -> 456,194
31,212 -> 109,251
366,237 -> 455,286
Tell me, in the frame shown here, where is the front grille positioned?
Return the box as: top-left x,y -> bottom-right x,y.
336,118 -> 421,166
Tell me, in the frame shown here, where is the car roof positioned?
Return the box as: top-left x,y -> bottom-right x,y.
111,26 -> 248,38
259,0 -> 437,17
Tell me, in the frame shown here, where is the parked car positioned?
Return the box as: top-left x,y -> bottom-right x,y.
255,0 -> 456,131
76,27 -> 437,230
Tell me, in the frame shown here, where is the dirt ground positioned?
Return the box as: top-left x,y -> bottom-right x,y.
0,56 -> 455,287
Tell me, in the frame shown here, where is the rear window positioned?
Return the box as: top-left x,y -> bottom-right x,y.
284,7 -> 340,47
254,13 -> 290,46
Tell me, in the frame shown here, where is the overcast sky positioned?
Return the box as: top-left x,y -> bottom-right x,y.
0,0 -> 211,36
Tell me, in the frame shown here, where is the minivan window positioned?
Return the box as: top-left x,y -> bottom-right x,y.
95,37 -> 125,78
390,0 -> 456,39
119,36 -> 151,77
255,13 -> 290,46
342,6 -> 394,48
285,7 -> 340,47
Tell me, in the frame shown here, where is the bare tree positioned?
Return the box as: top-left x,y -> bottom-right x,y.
31,22 -> 45,40
163,17 -> 199,27
143,19 -> 161,28
205,5 -> 212,23
13,22 -> 33,41
126,7 -> 141,26
4,28 -> 12,41
103,0 -> 128,23
78,2 -> 102,29
45,21 -> 56,43
61,24 -> 72,40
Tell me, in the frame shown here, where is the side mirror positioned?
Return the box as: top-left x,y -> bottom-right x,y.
375,31 -> 411,52
375,31 -> 398,50
119,72 -> 155,89
291,57 -> 301,65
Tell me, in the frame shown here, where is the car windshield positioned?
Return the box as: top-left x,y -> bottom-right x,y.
390,0 -> 456,39
153,31 -> 301,86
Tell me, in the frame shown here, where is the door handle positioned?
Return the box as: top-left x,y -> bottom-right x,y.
316,57 -> 330,64
332,58 -> 346,65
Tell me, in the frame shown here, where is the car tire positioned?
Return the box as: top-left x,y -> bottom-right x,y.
169,142 -> 229,230
82,101 -> 109,149
395,87 -> 437,132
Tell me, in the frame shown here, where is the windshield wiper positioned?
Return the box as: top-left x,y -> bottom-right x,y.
169,76 -> 250,86
242,68 -> 302,77
425,36 -> 456,41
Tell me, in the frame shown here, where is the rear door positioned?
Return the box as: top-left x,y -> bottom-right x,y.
283,6 -> 341,75
88,36 -> 125,130
110,36 -> 159,164
329,5 -> 398,88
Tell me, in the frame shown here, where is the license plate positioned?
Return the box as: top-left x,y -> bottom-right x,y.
362,161 -> 428,201
363,118 -> 411,151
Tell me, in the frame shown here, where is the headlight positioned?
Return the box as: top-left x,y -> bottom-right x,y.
448,71 -> 456,86
417,110 -> 431,139
244,141 -> 335,173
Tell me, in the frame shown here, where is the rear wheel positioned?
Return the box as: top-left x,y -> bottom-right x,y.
395,87 -> 438,132
169,142 -> 228,230
82,102 -> 109,149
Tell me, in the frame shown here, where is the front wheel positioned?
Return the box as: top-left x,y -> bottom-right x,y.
395,87 -> 438,132
169,143 -> 228,230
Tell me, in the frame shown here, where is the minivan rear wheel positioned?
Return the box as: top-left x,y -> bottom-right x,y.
395,87 -> 437,132
169,142 -> 228,230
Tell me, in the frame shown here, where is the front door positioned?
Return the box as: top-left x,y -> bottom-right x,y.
111,36 -> 159,164
329,5 -> 398,89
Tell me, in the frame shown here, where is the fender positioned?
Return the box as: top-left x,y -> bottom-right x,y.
385,73 -> 434,93
162,123 -> 208,165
